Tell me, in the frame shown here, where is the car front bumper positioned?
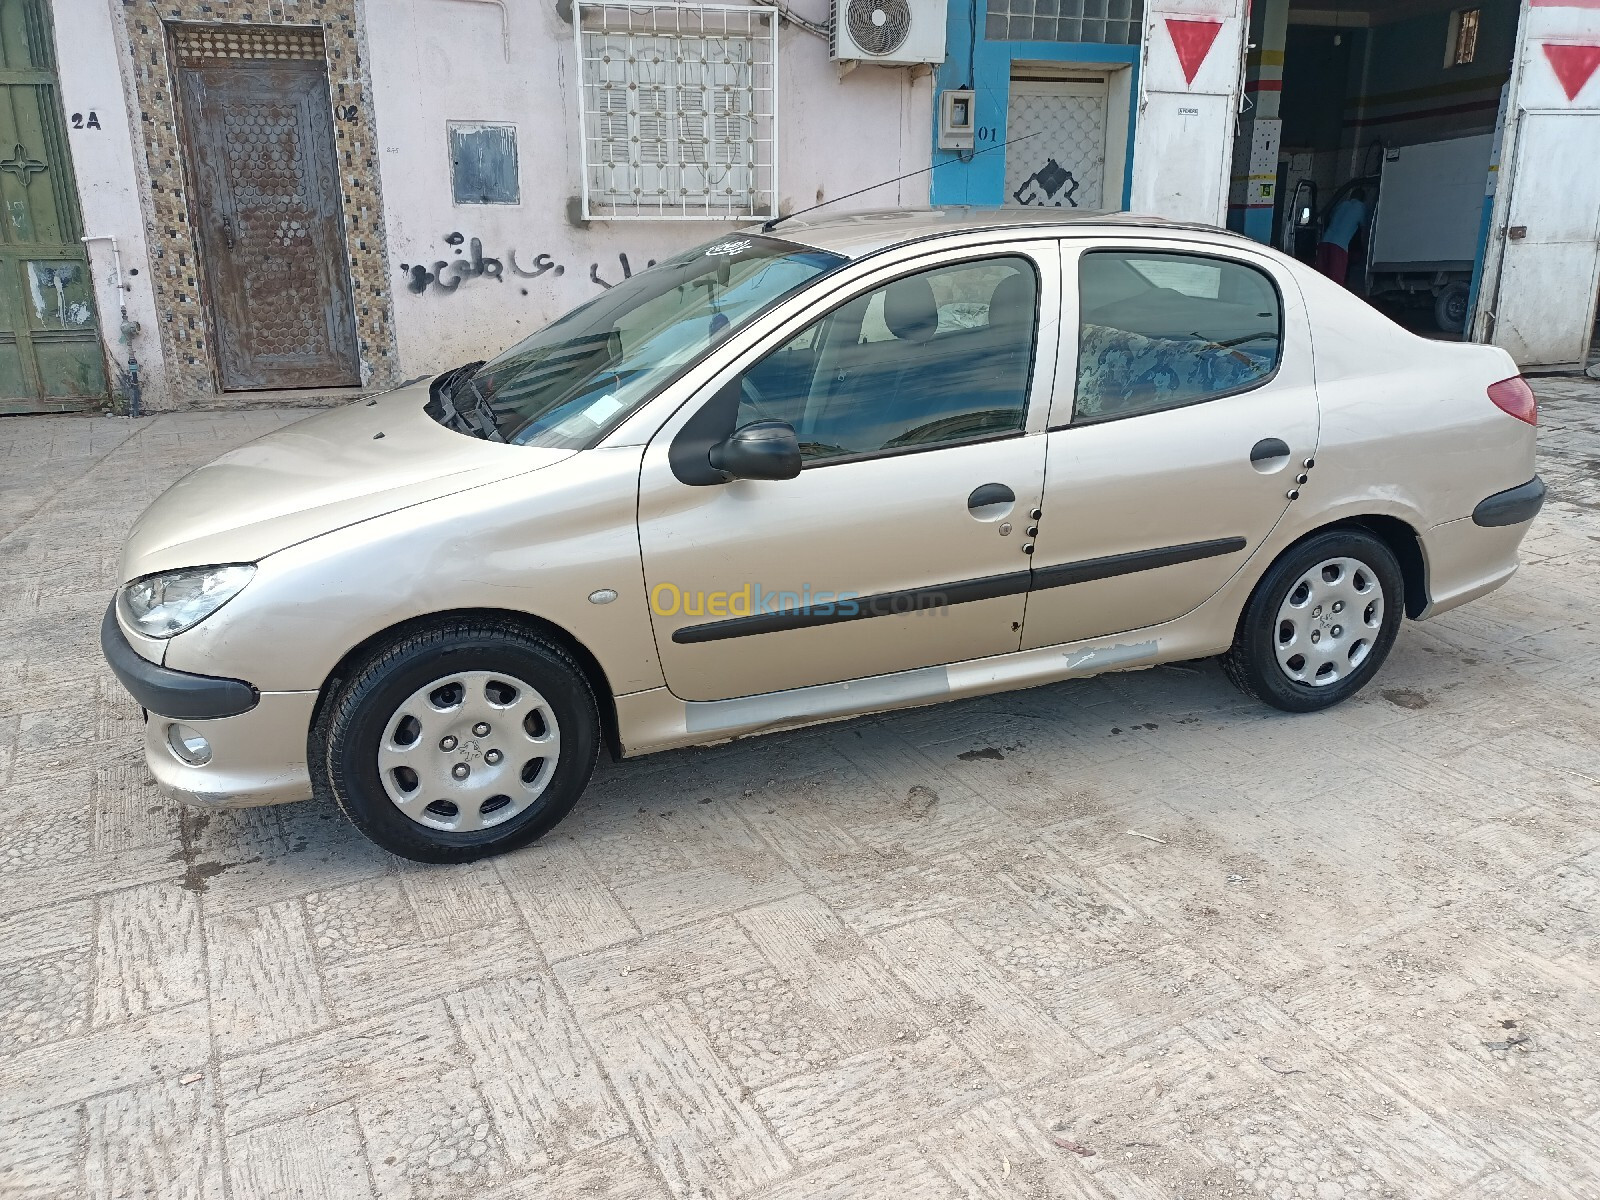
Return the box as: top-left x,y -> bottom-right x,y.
101,602 -> 317,810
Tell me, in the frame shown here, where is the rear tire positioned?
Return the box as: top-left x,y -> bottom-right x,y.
1434,281 -> 1470,335
320,618 -> 600,863
1222,529 -> 1404,713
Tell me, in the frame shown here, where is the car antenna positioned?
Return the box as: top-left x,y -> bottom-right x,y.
761,132 -> 1039,234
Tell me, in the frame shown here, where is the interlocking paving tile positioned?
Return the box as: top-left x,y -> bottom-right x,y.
476,1136 -> 668,1200
398,859 -> 518,939
553,917 -> 757,1018
447,974 -> 628,1169
3,393 -> 1600,1197
219,1002 -> 465,1134
356,1066 -> 508,1199
0,945 -> 91,1055
206,898 -> 332,1056
92,881 -> 207,1025
758,1141 -> 959,1200
320,917 -> 530,1021
227,1104 -> 375,1200
0,1105 -> 83,1200
493,835 -> 638,962
83,1077 -> 226,1200
738,893 -> 924,1054
303,873 -> 424,961
590,999 -> 791,1198
754,1031 -> 992,1161
874,917 -> 1091,1087
1,1002 -> 210,1118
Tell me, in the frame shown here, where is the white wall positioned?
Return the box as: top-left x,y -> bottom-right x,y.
1130,0 -> 1248,226
53,0 -> 168,411
366,0 -> 934,379
1474,0 -> 1600,366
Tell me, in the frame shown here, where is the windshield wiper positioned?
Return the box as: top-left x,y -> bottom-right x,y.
455,374 -> 506,443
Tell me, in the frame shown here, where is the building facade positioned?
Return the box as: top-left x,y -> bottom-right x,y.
10,0 -> 1600,415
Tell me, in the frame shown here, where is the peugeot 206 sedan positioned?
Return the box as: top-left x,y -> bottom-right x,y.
103,210 -> 1544,862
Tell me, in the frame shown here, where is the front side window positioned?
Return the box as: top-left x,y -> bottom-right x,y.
1074,250 -> 1282,423
731,256 -> 1040,464
452,235 -> 844,448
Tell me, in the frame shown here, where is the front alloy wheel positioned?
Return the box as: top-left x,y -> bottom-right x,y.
378,670 -> 561,834
320,618 -> 599,863
1223,529 -> 1404,713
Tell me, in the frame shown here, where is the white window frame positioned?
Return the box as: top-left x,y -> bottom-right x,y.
574,1 -> 779,221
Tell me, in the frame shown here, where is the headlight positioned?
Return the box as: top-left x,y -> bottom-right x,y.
118,564 -> 256,639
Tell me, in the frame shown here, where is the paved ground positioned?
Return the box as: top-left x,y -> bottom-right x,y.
2,382 -> 1598,1200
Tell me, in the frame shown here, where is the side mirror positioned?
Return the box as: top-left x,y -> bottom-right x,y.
708,419 -> 802,481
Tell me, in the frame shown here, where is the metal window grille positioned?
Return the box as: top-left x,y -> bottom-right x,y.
983,0 -> 1142,46
576,2 -> 778,221
172,24 -> 326,65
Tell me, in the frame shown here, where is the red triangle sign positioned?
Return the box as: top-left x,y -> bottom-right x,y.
1167,18 -> 1224,86
1543,42 -> 1600,102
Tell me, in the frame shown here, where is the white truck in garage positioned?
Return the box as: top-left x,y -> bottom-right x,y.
1283,132 -> 1494,334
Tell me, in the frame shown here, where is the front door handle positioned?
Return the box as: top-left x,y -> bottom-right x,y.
967,482 -> 1015,518
1250,438 -> 1291,471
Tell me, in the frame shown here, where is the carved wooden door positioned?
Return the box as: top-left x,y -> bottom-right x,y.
175,28 -> 359,390
0,0 -> 108,413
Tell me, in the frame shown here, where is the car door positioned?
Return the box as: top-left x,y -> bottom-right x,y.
636,244 -> 1061,703
1020,238 -> 1319,651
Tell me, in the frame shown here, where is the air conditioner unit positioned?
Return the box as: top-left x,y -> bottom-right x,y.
830,0 -> 946,66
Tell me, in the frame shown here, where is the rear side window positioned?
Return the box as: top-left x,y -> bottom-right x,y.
1074,250 -> 1282,423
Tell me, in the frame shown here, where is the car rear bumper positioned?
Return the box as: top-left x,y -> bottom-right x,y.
1419,480 -> 1543,620
101,601 -> 316,810
1472,475 -> 1545,528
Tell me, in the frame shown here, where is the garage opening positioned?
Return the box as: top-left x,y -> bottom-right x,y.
1234,0 -> 1522,339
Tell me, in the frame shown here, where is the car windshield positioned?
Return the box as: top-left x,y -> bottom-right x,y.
446,234 -> 847,447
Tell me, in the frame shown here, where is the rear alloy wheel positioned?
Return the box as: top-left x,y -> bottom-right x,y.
1223,530 -> 1404,713
321,619 -> 600,863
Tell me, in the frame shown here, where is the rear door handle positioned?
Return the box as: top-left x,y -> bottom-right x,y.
1248,438 -> 1286,464
967,482 -> 1015,515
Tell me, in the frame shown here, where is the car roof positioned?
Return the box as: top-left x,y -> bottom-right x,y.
759,206 -> 1249,259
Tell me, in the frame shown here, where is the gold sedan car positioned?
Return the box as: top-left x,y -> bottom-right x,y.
104,210 -> 1543,862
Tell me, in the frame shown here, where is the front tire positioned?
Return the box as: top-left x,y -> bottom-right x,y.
1222,529 -> 1404,713
320,618 -> 600,863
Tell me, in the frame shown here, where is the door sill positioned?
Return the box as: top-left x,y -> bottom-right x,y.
177,385 -> 388,411
0,397 -> 102,416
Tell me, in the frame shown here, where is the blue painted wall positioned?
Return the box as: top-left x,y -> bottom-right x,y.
929,2 -> 1140,208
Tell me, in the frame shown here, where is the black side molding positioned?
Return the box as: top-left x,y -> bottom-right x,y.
1031,537 -> 1248,591
672,569 -> 1033,644
670,536 -> 1248,644
1472,475 -> 1545,528
100,602 -> 259,720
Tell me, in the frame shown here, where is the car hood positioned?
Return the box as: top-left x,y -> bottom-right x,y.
120,383 -> 575,581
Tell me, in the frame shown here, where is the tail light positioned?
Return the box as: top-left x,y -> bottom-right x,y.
1487,376 -> 1537,425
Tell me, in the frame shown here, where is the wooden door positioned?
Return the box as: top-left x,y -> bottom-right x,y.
175,30 -> 359,391
0,0 -> 108,413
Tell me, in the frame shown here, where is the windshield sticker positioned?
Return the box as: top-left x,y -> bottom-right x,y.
704,238 -> 753,258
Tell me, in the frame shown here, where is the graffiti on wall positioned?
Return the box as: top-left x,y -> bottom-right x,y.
400,232 -> 658,298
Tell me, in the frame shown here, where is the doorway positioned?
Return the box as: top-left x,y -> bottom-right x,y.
1251,0 -> 1522,338
173,25 -> 360,391
1004,65 -> 1130,211
0,0 -> 108,414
